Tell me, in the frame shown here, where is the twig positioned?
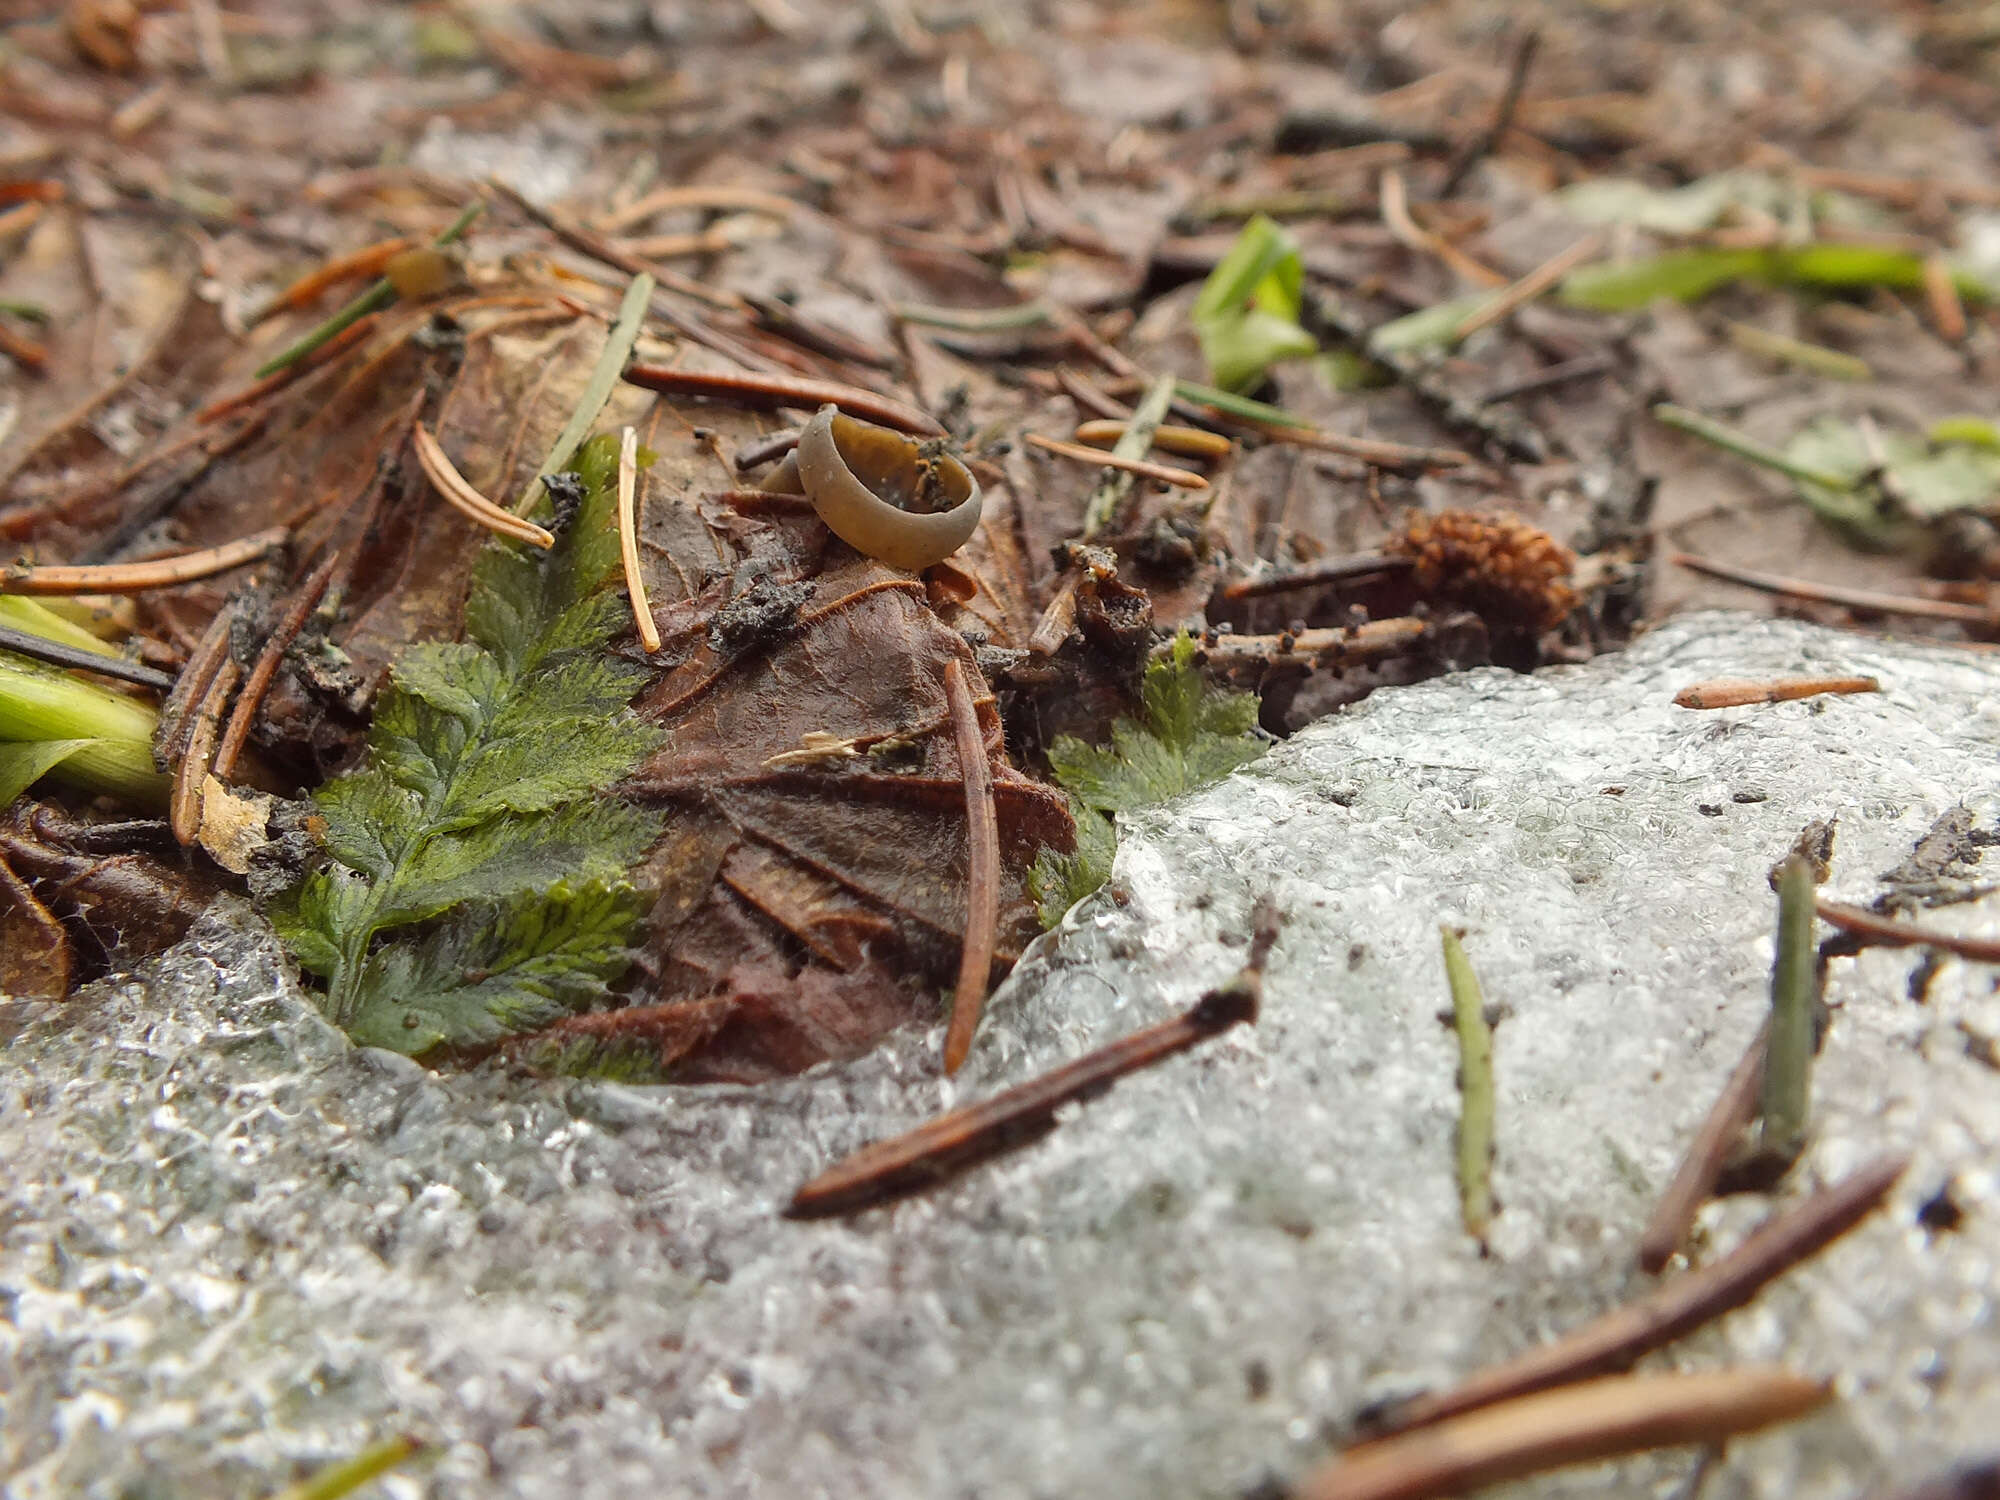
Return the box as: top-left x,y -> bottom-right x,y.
487,177 -> 742,313
1477,354 -> 1615,404
1815,899 -> 2000,964
514,271 -> 654,515
1439,28 -> 1540,198
1374,1153 -> 1906,1434
1172,379 -> 1473,470
617,427 -> 660,653
251,202 -> 481,379
1055,367 -> 1133,421
1637,1022 -> 1769,1273
1071,419 -> 1234,460
156,605 -> 235,767
941,658 -> 1001,1075
1922,254 -> 1967,343
894,299 -> 1055,332
787,905 -> 1276,1219
171,659 -> 239,847
733,427 -> 803,472
622,363 -> 945,437
1221,554 -> 1412,601
212,555 -> 337,782
1080,372 -> 1177,538
1442,927 -> 1496,1244
1674,676 -> 1880,709
411,425 -> 555,548
1670,553 -> 1993,626
2,529 -> 287,596
1171,618 -> 1433,671
1026,432 -> 1210,491
1452,232 -> 1605,341
1304,1369 -> 1832,1500
0,624 -> 173,690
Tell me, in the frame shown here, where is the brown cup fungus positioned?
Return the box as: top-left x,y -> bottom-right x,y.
763,404 -> 981,570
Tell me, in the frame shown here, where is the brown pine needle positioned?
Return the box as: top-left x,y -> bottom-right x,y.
1671,553 -> 1994,625
1380,167 -> 1507,288
617,426 -> 660,653
196,312 -> 381,424
256,237 -> 416,323
1673,676 -> 1881,710
1923,253 -> 1967,343
1636,1021 -> 1769,1273
942,657 -> 1001,1075
1221,553 -> 1412,600
1071,419 -> 1234,459
1453,232 -> 1606,340
1025,431 -> 1211,490
622,363 -> 945,437
1815,899 -> 2000,964
172,658 -> 239,847
411,424 -> 556,549
1304,1369 -> 1833,1500
1376,1153 -> 1906,1435
212,554 -> 338,782
2,529 -> 287,596
788,911 -> 1273,1219
596,183 -> 803,234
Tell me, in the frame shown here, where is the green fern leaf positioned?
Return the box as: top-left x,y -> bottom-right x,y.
274,429 -> 665,1052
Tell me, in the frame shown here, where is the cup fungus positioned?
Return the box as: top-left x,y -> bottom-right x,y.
763,404 -> 981,570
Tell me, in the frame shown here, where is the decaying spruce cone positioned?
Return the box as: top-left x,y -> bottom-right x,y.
1389,509 -> 1577,636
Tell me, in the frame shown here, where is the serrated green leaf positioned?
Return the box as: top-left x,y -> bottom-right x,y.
1029,804 -> 1117,929
346,880 -> 645,1053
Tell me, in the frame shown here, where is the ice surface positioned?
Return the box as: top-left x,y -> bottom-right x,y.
5,612 -> 1998,1499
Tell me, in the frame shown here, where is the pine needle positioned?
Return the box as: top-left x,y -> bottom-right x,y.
514,271 -> 654,516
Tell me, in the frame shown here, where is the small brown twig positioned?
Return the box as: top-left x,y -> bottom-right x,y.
617,427 -> 661,654
411,424 -> 555,549
1303,1369 -> 1832,1500
211,554 -> 337,783
1814,899 -> 2000,964
1374,1153 -> 1906,1435
594,183 -> 804,235
1671,553 -> 1993,625
255,237 -> 416,323
941,658 -> 1001,1075
156,604 -> 236,767
1221,553 -> 1413,601
1380,168 -> 1506,288
1169,618 -> 1433,672
1452,232 -> 1605,342
1673,676 -> 1881,710
487,176 -> 744,314
1025,431 -> 1211,490
1478,354 -> 1616,404
623,363 -> 945,437
171,658 -> 240,847
196,312 -> 383,426
1055,366 -> 1132,422
787,904 -> 1275,1219
0,623 -> 174,690
1438,27 -> 1540,199
2,529 -> 287,596
1922,254 -> 1967,344
1637,1022 -> 1769,1273
733,427 -> 804,472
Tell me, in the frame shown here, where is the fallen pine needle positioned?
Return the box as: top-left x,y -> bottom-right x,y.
1221,553 -> 1411,600
412,425 -> 555,549
617,426 -> 660,653
1923,253 -> 1967,343
1071,418 -> 1234,459
255,236 -> 415,323
1375,1153 -> 1905,1434
515,271 -> 654,516
1757,857 -> 1819,1165
1380,167 -> 1506,288
622,363 -> 945,437
1081,372 -> 1177,537
1637,1020 -> 1768,1273
1453,232 -> 1605,341
788,904 -> 1275,1218
1441,927 -> 1496,1244
1026,431 -> 1210,490
1674,676 -> 1880,709
942,658 -> 1001,1074
595,183 -> 803,235
172,658 -> 239,847
2,529 -> 288,595
1304,1368 -> 1832,1500
212,554 -> 337,782
1815,899 -> 2000,964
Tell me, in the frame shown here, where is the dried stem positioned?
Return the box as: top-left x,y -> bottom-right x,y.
1306,1369 -> 1831,1500
1167,618 -> 1433,671
1815,899 -> 2000,964
1670,553 -> 1994,625
171,659 -> 239,847
1071,419 -> 1234,459
1380,167 -> 1506,287
623,363 -> 945,437
941,658 -> 1001,1074
0,622 -> 173,690
2,529 -> 287,596
1441,927 -> 1496,1244
1081,372 -> 1177,538
1453,232 -> 1605,341
1375,1153 -> 1905,1434
1221,553 -> 1412,601
1757,857 -> 1819,1164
